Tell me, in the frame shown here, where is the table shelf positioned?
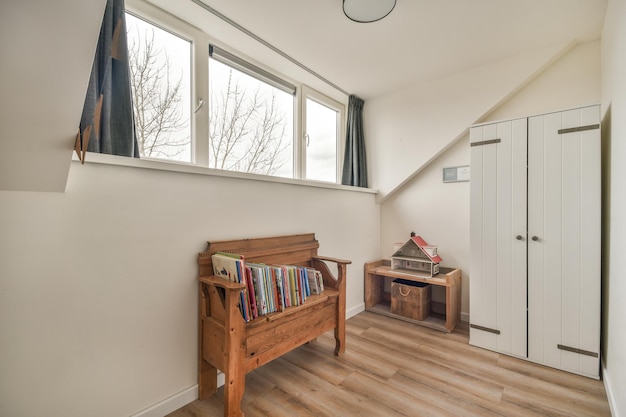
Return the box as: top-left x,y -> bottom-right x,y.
364,259 -> 461,333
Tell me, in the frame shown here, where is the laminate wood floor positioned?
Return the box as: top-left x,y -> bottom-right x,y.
168,311 -> 610,417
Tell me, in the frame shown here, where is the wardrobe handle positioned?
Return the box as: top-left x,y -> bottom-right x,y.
516,235 -> 524,241
532,236 -> 540,242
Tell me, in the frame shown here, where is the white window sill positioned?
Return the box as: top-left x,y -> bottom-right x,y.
72,152 -> 377,195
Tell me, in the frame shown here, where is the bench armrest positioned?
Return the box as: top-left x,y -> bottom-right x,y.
199,276 -> 246,324
312,255 -> 352,266
311,255 -> 350,291
199,275 -> 246,290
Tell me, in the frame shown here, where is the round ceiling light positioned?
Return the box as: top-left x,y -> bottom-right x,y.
343,0 -> 397,23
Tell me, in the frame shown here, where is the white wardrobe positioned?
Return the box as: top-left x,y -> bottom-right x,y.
469,105 -> 601,379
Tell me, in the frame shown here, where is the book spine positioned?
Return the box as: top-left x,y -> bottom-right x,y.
252,267 -> 267,316
289,267 -> 298,306
274,267 -> 285,311
263,266 -> 275,313
245,267 -> 258,319
281,266 -> 291,307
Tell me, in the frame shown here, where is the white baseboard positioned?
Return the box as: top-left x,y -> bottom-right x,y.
130,385 -> 198,417
347,303 -> 365,319
461,312 -> 470,322
603,357 -> 622,417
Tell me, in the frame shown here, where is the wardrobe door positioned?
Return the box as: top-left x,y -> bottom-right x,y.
469,119 -> 527,357
527,105 -> 600,378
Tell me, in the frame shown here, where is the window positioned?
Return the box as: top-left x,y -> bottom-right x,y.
208,45 -> 295,178
124,2 -> 345,183
125,12 -> 192,162
304,95 -> 340,182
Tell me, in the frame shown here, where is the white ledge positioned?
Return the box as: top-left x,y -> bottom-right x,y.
72,152 -> 378,195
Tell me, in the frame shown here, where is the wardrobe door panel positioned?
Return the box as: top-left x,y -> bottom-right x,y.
509,119 -> 528,358
528,106 -> 600,378
561,108 -> 583,373
499,119 -> 528,357
469,126 -> 485,340
561,106 -> 601,377
527,114 -> 549,363
470,123 -> 499,350
578,106 -> 601,377
545,112 -> 566,369
470,119 -> 527,357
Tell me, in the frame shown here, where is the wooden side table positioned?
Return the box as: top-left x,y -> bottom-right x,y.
364,259 -> 461,332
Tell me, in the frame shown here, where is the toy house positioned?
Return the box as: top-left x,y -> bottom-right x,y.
391,235 -> 442,277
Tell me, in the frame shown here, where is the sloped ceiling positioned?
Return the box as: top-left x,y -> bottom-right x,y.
0,0 -> 106,192
0,0 -> 607,192
367,41 -> 579,198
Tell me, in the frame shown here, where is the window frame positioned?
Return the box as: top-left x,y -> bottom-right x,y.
125,0 -> 210,167
207,45 -> 297,178
301,85 -> 344,182
124,0 -> 346,184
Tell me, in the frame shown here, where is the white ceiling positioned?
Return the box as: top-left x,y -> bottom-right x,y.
195,0 -> 607,100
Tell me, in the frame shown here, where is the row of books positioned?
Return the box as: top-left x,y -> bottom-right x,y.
211,252 -> 325,322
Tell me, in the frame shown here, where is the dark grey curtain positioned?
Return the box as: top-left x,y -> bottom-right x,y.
341,95 -> 367,187
79,0 -> 138,158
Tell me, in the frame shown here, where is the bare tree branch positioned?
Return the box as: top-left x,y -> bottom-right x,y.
128,25 -> 189,159
209,69 -> 289,175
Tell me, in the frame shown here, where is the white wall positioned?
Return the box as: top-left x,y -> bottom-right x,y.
0,162 -> 379,417
366,41 -> 573,198
487,40 -> 601,121
379,40 -> 601,322
601,0 -> 626,414
381,137 -> 470,316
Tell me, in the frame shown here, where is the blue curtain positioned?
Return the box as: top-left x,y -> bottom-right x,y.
78,0 -> 138,159
341,95 -> 367,187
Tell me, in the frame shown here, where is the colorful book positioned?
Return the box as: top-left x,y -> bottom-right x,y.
315,270 -> 325,292
247,263 -> 269,316
262,265 -> 275,313
287,266 -> 299,306
306,267 -> 321,295
212,252 -> 242,282
211,252 -> 248,321
276,265 -> 291,307
296,267 -> 304,305
271,266 -> 285,311
245,267 -> 258,319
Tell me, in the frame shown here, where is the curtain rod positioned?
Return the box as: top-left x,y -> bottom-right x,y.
189,0 -> 350,97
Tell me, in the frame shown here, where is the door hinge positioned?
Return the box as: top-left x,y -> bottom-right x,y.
557,344 -> 598,358
470,323 -> 501,335
557,124 -> 599,135
470,139 -> 501,147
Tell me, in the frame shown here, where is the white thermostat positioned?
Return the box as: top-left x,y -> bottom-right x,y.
443,165 -> 470,183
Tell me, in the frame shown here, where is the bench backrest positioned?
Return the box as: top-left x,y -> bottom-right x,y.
198,233 -> 319,278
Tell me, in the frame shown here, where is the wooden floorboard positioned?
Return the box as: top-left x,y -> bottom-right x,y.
168,311 -> 611,417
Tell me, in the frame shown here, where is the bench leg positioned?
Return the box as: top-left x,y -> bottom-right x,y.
198,359 -> 218,400
224,289 -> 246,417
334,320 -> 345,355
224,368 -> 245,417
334,298 -> 346,356
335,278 -> 346,355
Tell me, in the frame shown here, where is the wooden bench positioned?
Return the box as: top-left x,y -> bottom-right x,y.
197,233 -> 351,417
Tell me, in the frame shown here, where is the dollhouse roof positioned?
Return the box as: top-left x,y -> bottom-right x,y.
411,236 -> 442,263
394,235 -> 442,264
